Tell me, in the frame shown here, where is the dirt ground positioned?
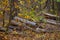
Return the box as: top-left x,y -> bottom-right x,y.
0,23 -> 60,40
0,30 -> 60,40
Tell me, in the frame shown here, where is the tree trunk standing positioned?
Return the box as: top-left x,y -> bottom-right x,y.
52,0 -> 60,27
54,0 -> 60,16
2,11 -> 5,27
5,0 -> 19,32
56,2 -> 60,16
51,0 -> 55,14
46,0 -> 51,12
9,0 -> 18,24
55,2 -> 60,23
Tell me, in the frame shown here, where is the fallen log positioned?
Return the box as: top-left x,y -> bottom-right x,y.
0,27 -> 33,37
11,20 -> 42,33
14,16 -> 60,26
10,20 -> 46,33
0,27 -> 14,33
14,16 -> 37,26
1,17 -> 59,33
11,20 -> 60,33
42,11 -> 59,18
0,27 -> 6,32
42,11 -> 60,20
0,21 -> 60,33
46,19 -> 60,25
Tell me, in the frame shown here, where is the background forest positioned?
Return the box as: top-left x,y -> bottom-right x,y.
0,0 -> 60,40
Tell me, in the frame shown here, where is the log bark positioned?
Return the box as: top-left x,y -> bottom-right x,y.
42,11 -> 60,20
11,20 -> 60,33
14,16 -> 60,26
42,11 -> 59,18
0,27 -> 6,32
10,20 -> 46,33
1,16 -> 60,33
46,19 -> 60,25
14,16 -> 37,26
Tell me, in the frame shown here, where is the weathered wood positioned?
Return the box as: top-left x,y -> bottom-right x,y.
46,19 -> 60,25
11,20 -> 60,33
0,27 -> 6,32
42,11 -> 59,17
11,20 -> 40,32
10,20 -> 46,32
14,16 -> 37,26
42,11 -> 60,20
14,16 -> 60,25
1,16 -> 60,33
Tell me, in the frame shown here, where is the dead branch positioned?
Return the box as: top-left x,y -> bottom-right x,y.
42,11 -> 59,18
46,19 -> 60,25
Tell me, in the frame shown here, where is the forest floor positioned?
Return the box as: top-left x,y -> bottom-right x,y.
0,23 -> 60,40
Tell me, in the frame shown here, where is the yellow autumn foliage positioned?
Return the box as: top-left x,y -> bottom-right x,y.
40,0 -> 47,4
18,13 -> 23,17
0,11 -> 3,18
24,16 -> 30,19
36,6 -> 39,8
2,0 -> 9,6
14,2 -> 19,8
20,1 -> 24,5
